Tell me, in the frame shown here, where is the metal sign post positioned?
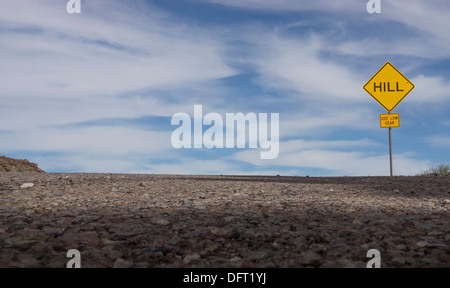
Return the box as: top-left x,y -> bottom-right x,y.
389,120 -> 393,177
380,112 -> 398,176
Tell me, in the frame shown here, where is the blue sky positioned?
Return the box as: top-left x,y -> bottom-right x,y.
1,0 -> 449,176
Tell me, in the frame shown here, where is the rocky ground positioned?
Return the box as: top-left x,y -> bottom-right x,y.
0,173 -> 449,268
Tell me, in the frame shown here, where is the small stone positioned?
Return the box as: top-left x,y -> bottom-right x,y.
391,257 -> 408,266
320,262 -> 340,268
103,247 -> 123,261
415,223 -> 432,230
139,182 -> 147,187
20,183 -> 34,189
155,246 -> 172,255
416,241 -> 431,248
229,256 -> 243,267
20,257 -> 41,268
210,227 -> 227,237
420,258 -> 442,266
167,235 -> 182,245
134,262 -> 150,268
47,261 -> 66,268
4,237 -> 38,249
113,258 -> 133,268
306,221 -> 319,229
395,244 -> 408,251
204,242 -> 221,253
331,243 -> 350,250
183,254 -> 200,264
300,251 -> 322,267
241,230 -> 256,240
405,258 -> 417,265
100,238 -> 115,246
229,256 -> 242,262
428,243 -> 448,249
228,231 -> 241,240
151,217 -> 170,225
310,244 -> 327,254
288,236 -> 306,247
394,190 -> 400,194
248,251 -> 268,261
23,209 -> 35,216
32,243 -> 52,254
272,241 -> 283,250
224,216 -> 235,223
336,259 -> 358,268
360,243 -> 370,250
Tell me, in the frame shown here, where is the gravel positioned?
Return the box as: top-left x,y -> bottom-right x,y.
0,173 -> 449,268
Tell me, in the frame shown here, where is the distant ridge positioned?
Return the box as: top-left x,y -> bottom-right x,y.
0,156 -> 45,172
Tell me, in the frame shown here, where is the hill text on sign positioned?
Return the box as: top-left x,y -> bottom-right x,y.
380,113 -> 400,128
363,62 -> 415,112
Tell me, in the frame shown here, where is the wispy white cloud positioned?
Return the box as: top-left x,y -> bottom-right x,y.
34,154 -> 149,174
203,0 -> 450,59
267,38 -> 449,105
232,142 -> 430,176
0,126 -> 181,173
426,135 -> 450,148
198,0 -> 361,12
383,0 -> 450,47
252,35 -> 365,102
407,75 -> 450,103
0,127 -> 171,155
280,138 -> 380,153
278,107 -> 378,138
0,0 -> 236,114
1,29 -> 234,98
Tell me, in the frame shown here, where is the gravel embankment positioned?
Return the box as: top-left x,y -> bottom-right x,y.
0,173 -> 449,268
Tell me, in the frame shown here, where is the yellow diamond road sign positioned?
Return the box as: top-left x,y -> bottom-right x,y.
364,62 -> 415,112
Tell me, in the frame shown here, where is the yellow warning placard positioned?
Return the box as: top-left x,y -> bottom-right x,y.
380,113 -> 400,128
364,62 -> 415,112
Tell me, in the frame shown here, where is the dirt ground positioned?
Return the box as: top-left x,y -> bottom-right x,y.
0,173 -> 449,268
